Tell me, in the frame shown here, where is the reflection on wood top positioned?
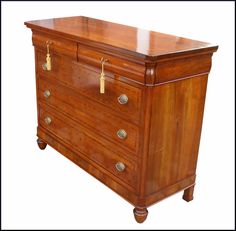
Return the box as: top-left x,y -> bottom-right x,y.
25,16 -> 218,59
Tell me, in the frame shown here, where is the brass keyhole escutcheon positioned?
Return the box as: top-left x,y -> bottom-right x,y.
44,117 -> 52,125
100,57 -> 108,94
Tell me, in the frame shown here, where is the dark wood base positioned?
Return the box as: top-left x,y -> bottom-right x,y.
37,138 -> 47,150
133,207 -> 148,223
183,185 -> 195,202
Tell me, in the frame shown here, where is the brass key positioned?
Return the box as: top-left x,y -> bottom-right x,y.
100,57 -> 108,93
46,41 -> 51,71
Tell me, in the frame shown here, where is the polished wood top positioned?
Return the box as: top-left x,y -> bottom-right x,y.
25,16 -> 218,59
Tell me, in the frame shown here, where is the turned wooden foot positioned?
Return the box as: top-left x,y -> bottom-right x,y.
133,207 -> 148,223
183,185 -> 195,202
37,138 -> 47,150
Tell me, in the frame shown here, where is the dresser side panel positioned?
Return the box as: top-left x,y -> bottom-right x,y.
137,87 -> 154,205
145,75 -> 208,196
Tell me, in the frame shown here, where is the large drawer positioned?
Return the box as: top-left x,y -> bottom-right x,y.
36,50 -> 143,124
38,103 -> 138,190
38,77 -> 140,154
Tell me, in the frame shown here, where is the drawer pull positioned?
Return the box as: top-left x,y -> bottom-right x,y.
42,41 -> 52,71
44,117 -> 52,125
43,90 -> 51,98
42,63 -> 48,70
117,129 -> 127,139
118,94 -> 128,104
100,57 -> 108,94
115,162 -> 125,172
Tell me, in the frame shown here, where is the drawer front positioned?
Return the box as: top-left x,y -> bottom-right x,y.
36,50 -> 142,123
33,32 -> 77,60
38,78 -> 140,154
78,45 -> 145,83
38,104 -> 137,189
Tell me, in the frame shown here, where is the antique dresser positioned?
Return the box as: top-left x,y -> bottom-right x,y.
25,16 -> 218,223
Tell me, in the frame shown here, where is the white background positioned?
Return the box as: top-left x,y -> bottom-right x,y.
2,1 -> 235,229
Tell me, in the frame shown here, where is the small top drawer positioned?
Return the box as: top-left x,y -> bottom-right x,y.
32,32 -> 77,60
78,45 -> 145,84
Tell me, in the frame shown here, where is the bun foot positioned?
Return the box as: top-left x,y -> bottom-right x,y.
37,138 -> 47,150
183,185 -> 195,202
133,207 -> 148,223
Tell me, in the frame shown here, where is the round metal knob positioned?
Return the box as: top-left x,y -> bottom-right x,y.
44,117 -> 52,125
117,129 -> 127,139
42,63 -> 48,70
44,90 -> 50,98
115,162 -> 125,172
117,94 -> 128,104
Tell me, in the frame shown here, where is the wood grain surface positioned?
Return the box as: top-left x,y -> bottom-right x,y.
25,16 -> 218,223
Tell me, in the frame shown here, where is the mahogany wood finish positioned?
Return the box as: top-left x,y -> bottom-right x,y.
38,78 -> 140,154
35,50 -> 143,124
25,16 -> 218,223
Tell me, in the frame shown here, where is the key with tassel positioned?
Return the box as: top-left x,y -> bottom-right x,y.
100,57 -> 108,93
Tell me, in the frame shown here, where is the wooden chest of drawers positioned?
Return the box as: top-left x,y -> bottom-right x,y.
25,16 -> 218,223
